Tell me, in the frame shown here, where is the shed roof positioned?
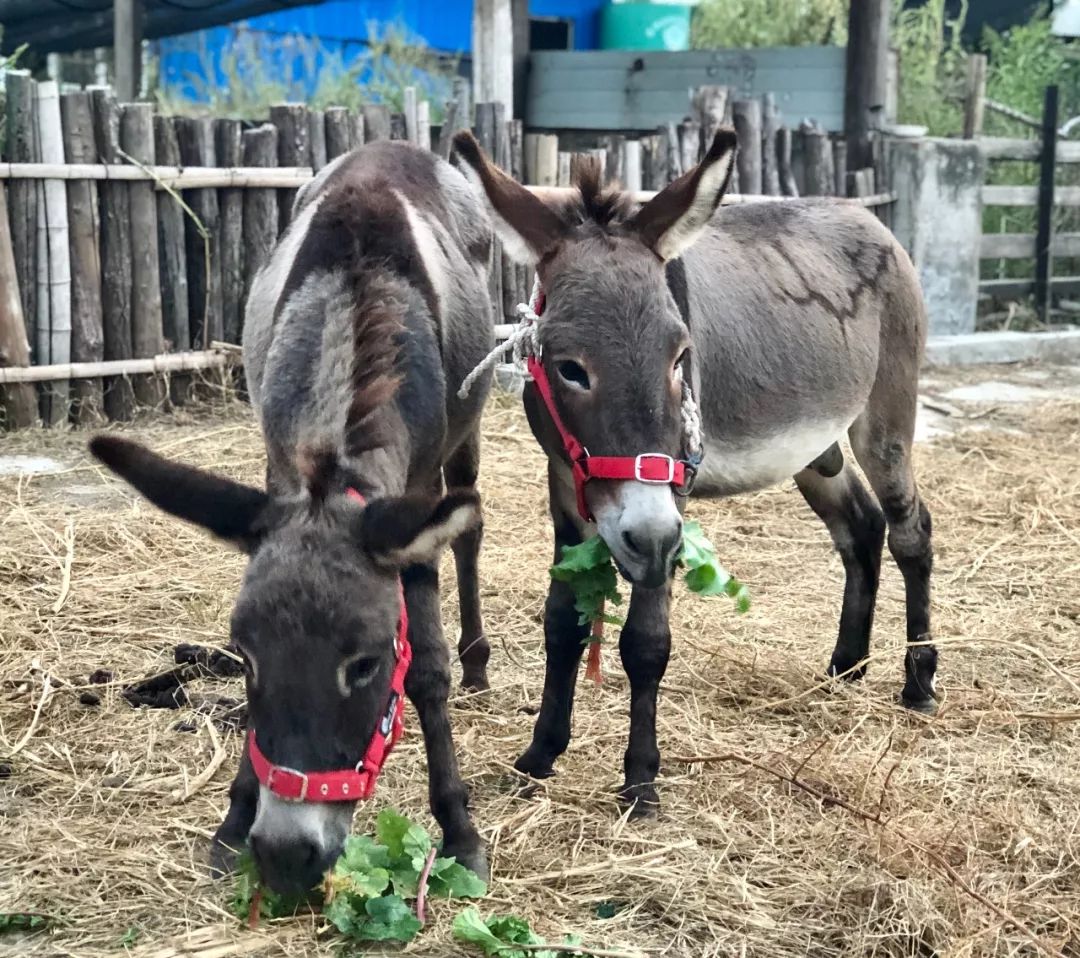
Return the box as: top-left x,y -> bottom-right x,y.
0,0 -> 320,54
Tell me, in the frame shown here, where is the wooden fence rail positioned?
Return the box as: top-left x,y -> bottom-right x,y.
0,80 -> 893,430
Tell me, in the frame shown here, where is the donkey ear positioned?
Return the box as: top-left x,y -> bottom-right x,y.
631,128 -> 737,262
453,130 -> 566,265
89,436 -> 273,552
359,491 -> 480,569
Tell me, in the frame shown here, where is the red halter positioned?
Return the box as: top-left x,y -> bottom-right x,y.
526,289 -> 692,523
247,487 -> 412,803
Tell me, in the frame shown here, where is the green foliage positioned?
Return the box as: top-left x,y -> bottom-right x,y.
231,808 -> 486,943
691,0 -> 847,49
891,0 -> 968,135
550,537 -> 624,629
0,913 -> 52,934
550,526 -> 750,635
154,22 -> 458,122
453,907 -> 584,958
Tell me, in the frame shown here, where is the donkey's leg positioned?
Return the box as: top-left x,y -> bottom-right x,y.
401,561 -> 486,875
209,740 -> 259,877
618,582 -> 672,817
514,479 -> 590,779
850,424 -> 937,712
444,434 -> 490,692
794,466 -> 886,681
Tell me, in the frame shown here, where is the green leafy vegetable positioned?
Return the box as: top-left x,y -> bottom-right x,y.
0,913 -> 53,934
549,523 -> 750,631
232,809 -> 487,944
550,537 -> 624,629
453,908 -> 585,958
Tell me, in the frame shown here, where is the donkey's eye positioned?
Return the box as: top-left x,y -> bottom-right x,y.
340,655 -> 382,695
673,349 -> 689,382
557,361 -> 591,391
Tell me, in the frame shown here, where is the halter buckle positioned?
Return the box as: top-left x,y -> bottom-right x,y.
634,454 -> 676,484
266,765 -> 309,802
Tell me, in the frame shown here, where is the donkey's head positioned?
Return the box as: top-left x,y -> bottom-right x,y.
455,129 -> 735,587
88,438 -> 477,895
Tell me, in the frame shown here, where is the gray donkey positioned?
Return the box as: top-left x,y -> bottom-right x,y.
454,128 -> 937,816
89,141 -> 495,893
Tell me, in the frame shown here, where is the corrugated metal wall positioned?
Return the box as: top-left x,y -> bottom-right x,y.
526,46 -> 846,132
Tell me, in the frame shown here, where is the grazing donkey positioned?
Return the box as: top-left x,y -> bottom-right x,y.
454,129 -> 937,816
90,141 -> 495,893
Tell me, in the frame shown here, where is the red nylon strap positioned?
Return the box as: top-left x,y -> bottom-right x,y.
247,487 -> 411,803
525,355 -> 687,523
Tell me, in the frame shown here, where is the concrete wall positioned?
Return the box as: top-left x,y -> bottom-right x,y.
890,138 -> 984,337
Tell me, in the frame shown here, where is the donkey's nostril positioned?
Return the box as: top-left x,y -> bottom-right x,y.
622,530 -> 644,557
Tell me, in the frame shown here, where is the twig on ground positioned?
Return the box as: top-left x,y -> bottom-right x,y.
171,715 -> 226,802
9,674 -> 54,755
416,845 -> 437,924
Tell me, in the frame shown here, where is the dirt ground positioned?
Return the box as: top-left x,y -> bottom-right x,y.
2,362 -> 1079,958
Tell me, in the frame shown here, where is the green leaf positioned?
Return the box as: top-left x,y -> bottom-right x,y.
551,537 -> 624,629
0,914 -> 52,934
550,535 -> 612,574
427,858 -> 488,899
356,894 -> 421,942
329,863 -> 390,899
388,863 -> 420,898
402,823 -> 433,869
340,834 -> 391,872
323,894 -> 365,937
680,520 -> 750,611
375,808 -> 413,859
452,907 -> 508,954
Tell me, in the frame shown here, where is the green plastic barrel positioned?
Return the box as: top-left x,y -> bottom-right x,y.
599,2 -> 692,51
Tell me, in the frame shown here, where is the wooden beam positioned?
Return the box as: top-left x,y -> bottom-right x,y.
113,0 -> 141,103
0,349 -> 233,385
844,0 -> 889,172
979,137 -> 1080,163
1036,86 -> 1059,322
980,231 -> 1080,260
963,54 -> 987,139
473,0 -> 514,116
512,0 -> 530,120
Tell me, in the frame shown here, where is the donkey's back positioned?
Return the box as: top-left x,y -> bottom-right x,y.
242,142 -> 494,493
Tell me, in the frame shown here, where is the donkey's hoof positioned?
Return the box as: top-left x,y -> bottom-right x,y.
208,834 -> 244,879
827,659 -> 867,682
443,840 -> 489,882
460,671 -> 490,694
619,784 -> 660,819
513,748 -> 556,782
900,692 -> 939,716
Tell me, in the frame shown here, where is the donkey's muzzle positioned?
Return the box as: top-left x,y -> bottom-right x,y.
250,831 -> 335,897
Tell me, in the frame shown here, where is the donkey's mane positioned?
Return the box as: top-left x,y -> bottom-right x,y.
563,157 -> 637,231
296,183 -> 410,502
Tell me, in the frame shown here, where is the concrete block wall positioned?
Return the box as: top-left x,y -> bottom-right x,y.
889,138 -> 985,337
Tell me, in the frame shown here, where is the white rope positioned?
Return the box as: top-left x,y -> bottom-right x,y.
458,275 -> 704,468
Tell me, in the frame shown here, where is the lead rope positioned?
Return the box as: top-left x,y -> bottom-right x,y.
457,277 -> 705,685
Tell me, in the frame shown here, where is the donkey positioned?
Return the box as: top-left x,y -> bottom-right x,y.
453,128 -> 937,816
89,141 -> 495,893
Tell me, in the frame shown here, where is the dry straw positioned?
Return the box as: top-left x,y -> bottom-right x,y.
2,381 -> 1079,957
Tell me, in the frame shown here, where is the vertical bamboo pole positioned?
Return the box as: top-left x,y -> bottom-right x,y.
732,99 -> 762,195
403,87 -> 419,145
308,109 -> 327,172
176,117 -> 222,349
0,186 -> 37,429
417,100 -> 431,152
268,103 -> 310,231
241,124 -> 279,309
362,104 -> 391,142
153,115 -> 189,353
325,107 -> 352,160
5,71 -> 38,355
761,93 -> 781,196
36,80 -> 72,425
215,118 -> 244,345
60,91 -> 105,424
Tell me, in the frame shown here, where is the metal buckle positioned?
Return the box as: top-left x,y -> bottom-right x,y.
266,765 -> 309,802
634,453 -> 676,484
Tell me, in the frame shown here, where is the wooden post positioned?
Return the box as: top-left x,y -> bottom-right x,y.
761,93 -> 781,196
60,92 -> 105,425
242,125 -> 279,313
623,140 -> 643,192
777,127 -> 799,197
533,134 -> 559,186
154,115 -> 189,353
664,122 -> 682,181
215,119 -> 244,346
677,122 -> 700,174
36,81 -> 72,426
963,54 -> 988,140
692,85 -> 730,149
602,133 -> 626,185
512,0 -> 529,119
473,0 -> 514,117
556,151 -> 571,186
176,117 -> 223,350
0,185 -> 37,429
325,106 -> 352,160
403,87 -> 419,144
114,0 -> 142,103
833,137 -> 848,196
269,104 -> 310,231
90,87 -> 134,421
846,168 -> 875,198
732,99 -> 762,194
800,123 -> 834,196
120,102 -> 164,408
362,104 -> 391,142
5,72 -> 38,356
308,109 -> 328,171
1035,85 -> 1059,323
845,0 -> 889,172
475,103 -> 503,319
642,133 -> 668,189
502,116 -> 522,317
350,111 -> 365,149
417,101 -> 431,152
437,99 -> 460,160
389,113 -> 408,141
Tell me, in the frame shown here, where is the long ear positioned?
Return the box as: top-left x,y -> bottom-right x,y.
89,436 -> 273,552
631,128 -> 737,262
359,491 -> 480,569
452,130 -> 566,265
